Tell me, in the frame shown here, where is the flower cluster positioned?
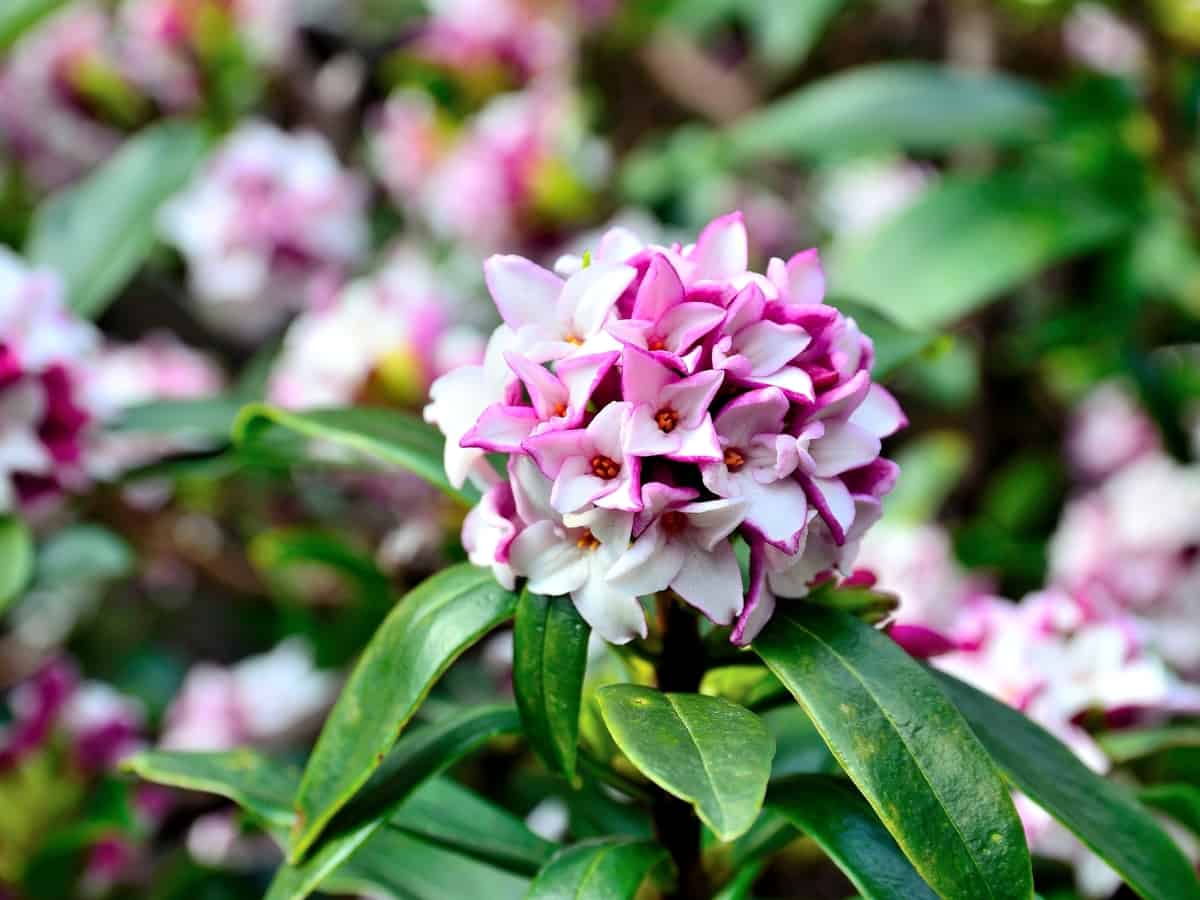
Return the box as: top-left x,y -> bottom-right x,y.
159,638 -> 336,751
159,120 -> 368,339
268,245 -> 484,410
426,213 -> 904,643
0,249 -> 99,513
371,84 -> 607,251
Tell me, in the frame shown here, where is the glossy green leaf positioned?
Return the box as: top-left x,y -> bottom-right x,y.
233,404 -> 477,505
728,63 -> 1048,162
35,524 -> 134,587
936,671 -> 1200,900
0,515 -> 34,614
0,0 -> 66,51
754,609 -> 1032,899
391,777 -> 556,875
760,705 -> 834,781
526,838 -> 672,900
514,589 -> 590,781
1140,784 -> 1200,838
111,397 -> 247,443
122,748 -> 551,876
323,827 -> 529,900
771,776 -> 938,899
828,167 -> 1131,330
746,0 -> 847,67
268,705 -> 520,900
291,564 -> 515,858
26,120 -> 210,318
713,860 -> 765,900
1097,726 -> 1200,764
597,685 -> 774,841
121,748 -> 298,829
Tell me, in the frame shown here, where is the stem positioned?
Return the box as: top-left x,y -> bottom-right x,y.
653,595 -> 712,899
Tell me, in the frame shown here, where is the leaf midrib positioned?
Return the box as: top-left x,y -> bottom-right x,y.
663,693 -> 730,837
778,613 -> 1000,898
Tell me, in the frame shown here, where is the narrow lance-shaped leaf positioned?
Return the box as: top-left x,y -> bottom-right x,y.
514,589 -> 590,781
233,404 -> 478,505
526,838 -> 673,900
122,748 -> 553,876
828,166 -> 1131,330
754,608 -> 1032,900
935,670 -> 1200,900
291,564 -> 516,859
769,775 -> 938,900
26,120 -> 210,318
0,0 -> 67,50
0,516 -> 34,614
267,706 -> 521,900
727,63 -> 1049,162
597,685 -> 774,842
322,827 -> 529,900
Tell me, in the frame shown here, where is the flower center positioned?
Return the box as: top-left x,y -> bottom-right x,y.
575,529 -> 601,551
590,454 -> 620,480
564,333 -> 583,346
647,335 -> 666,351
654,408 -> 679,433
723,447 -> 746,472
553,402 -> 567,417
660,510 -> 688,535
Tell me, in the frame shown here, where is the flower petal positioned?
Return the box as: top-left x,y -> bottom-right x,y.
511,521 -> 589,595
460,404 -> 539,452
809,422 -> 881,478
607,523 -> 683,596
671,540 -> 744,625
712,386 -> 789,447
485,255 -> 563,330
631,254 -> 685,321
849,384 -> 907,438
690,211 -> 748,282
561,263 -> 637,338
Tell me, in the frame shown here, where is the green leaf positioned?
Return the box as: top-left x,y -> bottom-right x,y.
121,748 -> 298,830
1096,726 -> 1200,764
745,0 -> 847,68
526,838 -> 672,900
110,397 -> 247,444
0,0 -> 66,51
268,705 -> 521,900
596,685 -> 774,841
233,404 -> 477,505
713,860 -> 765,900
322,828 -> 529,900
35,524 -> 134,587
26,120 -> 210,318
754,609 -> 1032,899
122,749 -> 551,876
514,589 -> 590,781
770,775 -> 938,899
760,705 -> 834,781
828,167 -> 1131,330
936,671 -> 1200,900
291,564 -> 515,858
728,63 -> 1048,162
391,777 -> 556,875
1140,784 -> 1200,838
0,515 -> 34,614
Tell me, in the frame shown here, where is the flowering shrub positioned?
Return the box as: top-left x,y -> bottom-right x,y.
3,2 -> 1200,900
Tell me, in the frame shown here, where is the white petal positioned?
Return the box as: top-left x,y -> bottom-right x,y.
809,423 -> 881,478
671,540 -> 744,625
849,384 -> 906,438
607,525 -> 683,595
510,521 -> 588,595
573,560 -> 648,644
485,255 -> 564,330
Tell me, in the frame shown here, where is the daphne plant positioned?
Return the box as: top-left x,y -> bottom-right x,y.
123,215 -> 1200,900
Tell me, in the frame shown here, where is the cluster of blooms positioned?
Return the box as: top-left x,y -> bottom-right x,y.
371,84 -> 607,251
426,213 -> 904,643
159,120 -> 369,340
159,638 -> 336,751
268,245 -> 484,410
119,0 -> 297,110
0,249 -> 224,512
0,1 -> 297,191
0,250 -> 99,513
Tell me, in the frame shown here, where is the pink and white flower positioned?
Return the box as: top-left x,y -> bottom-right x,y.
426,212 -> 903,643
159,121 -> 368,340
